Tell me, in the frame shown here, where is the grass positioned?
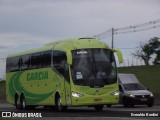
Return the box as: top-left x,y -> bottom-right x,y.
118,65 -> 160,93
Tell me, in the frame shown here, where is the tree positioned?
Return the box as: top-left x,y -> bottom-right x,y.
132,43 -> 152,65
132,37 -> 160,66
154,50 -> 160,64
150,37 -> 160,64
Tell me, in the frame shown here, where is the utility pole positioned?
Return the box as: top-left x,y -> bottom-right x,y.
111,28 -> 114,48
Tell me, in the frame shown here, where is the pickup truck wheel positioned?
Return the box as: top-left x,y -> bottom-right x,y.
147,103 -> 153,107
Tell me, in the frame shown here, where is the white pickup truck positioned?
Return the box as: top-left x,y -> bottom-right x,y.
118,74 -> 154,107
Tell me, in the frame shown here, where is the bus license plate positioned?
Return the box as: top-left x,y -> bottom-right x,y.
94,98 -> 102,102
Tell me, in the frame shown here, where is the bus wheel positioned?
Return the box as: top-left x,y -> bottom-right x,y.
130,104 -> 134,108
15,95 -> 21,110
123,103 -> 129,108
94,105 -> 104,111
55,95 -> 67,112
21,95 -> 27,110
106,104 -> 112,108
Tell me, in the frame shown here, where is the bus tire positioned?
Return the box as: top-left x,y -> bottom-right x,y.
55,94 -> 67,112
21,94 -> 27,110
15,94 -> 21,110
106,104 -> 112,108
94,105 -> 104,111
15,94 -> 18,109
123,103 -> 129,108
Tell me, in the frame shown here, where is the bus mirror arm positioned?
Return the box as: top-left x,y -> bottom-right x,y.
112,49 -> 123,64
67,51 -> 72,65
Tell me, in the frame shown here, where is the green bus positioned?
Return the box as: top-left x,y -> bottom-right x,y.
6,38 -> 123,111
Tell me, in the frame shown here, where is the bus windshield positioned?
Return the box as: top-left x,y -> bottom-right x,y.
71,49 -> 117,87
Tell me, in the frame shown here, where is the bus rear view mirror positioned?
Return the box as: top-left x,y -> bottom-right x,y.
112,49 -> 123,63
67,51 -> 72,65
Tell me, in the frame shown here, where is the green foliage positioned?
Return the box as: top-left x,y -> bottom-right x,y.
118,65 -> 160,93
133,37 -> 160,65
149,37 -> 160,64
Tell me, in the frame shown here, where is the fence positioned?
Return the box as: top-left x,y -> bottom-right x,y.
117,57 -> 155,67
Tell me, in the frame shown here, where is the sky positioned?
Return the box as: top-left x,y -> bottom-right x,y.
0,0 -> 160,78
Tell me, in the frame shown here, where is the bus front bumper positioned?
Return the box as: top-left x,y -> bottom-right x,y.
71,94 -> 119,106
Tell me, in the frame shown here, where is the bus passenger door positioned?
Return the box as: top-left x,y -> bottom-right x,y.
63,63 -> 72,106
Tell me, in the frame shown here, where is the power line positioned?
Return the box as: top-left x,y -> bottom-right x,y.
116,19 -> 160,31
94,19 -> 160,39
93,18 -> 160,50
117,48 -> 135,49
116,24 -> 160,34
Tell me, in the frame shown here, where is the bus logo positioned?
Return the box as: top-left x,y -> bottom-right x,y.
27,71 -> 48,81
77,51 -> 87,54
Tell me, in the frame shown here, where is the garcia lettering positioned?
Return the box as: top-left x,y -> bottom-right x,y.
27,71 -> 48,81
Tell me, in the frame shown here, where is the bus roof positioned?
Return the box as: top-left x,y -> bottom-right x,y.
7,37 -> 110,58
45,37 -> 110,50
7,45 -> 53,58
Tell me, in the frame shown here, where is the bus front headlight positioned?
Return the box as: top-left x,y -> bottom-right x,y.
111,90 -> 119,96
72,92 -> 84,97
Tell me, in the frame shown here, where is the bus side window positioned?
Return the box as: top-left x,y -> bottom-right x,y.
42,50 -> 51,68
21,54 -> 30,70
53,51 -> 70,82
31,52 -> 42,69
6,57 -> 20,72
6,58 -> 11,72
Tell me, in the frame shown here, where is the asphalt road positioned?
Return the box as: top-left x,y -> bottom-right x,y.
0,103 -> 160,119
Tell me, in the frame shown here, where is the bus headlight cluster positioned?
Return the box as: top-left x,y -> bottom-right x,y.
111,90 -> 119,96
72,92 -> 84,97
